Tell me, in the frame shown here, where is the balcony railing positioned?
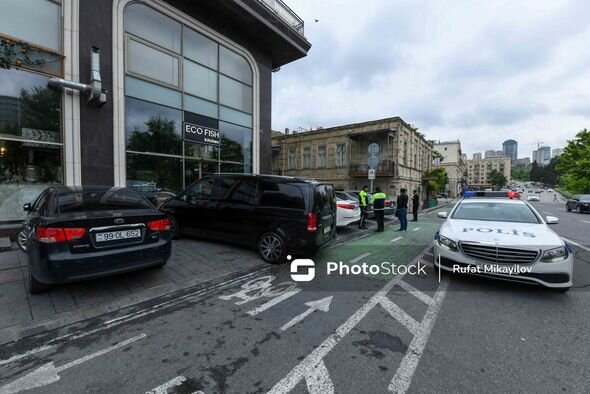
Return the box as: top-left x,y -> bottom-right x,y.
257,0 -> 305,36
349,162 -> 395,177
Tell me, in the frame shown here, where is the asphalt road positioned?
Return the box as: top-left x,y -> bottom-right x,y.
1,198 -> 589,393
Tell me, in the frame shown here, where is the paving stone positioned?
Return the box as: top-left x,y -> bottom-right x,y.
0,268 -> 22,285
0,281 -> 31,327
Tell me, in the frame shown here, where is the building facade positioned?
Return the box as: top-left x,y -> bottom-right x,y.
433,140 -> 466,198
0,0 -> 310,224
466,156 -> 511,189
473,152 -> 482,160
271,117 -> 434,202
502,139 -> 517,162
514,157 -> 531,167
533,146 -> 551,166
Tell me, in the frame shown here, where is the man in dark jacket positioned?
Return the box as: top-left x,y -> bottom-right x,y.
412,190 -> 419,221
396,188 -> 408,231
372,187 -> 386,232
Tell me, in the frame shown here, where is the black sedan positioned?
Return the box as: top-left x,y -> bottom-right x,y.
22,186 -> 172,293
566,194 -> 590,213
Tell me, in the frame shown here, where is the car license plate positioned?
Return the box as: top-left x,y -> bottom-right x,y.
323,226 -> 331,234
95,229 -> 141,243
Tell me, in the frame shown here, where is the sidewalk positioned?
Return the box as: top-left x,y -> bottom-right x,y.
0,239 -> 265,345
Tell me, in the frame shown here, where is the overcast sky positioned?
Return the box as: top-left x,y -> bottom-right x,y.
271,0 -> 590,159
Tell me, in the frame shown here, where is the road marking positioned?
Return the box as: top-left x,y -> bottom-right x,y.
543,211 -> 554,215
378,296 -> 420,334
390,237 -> 403,243
268,246 -> 444,394
581,220 -> 590,224
0,334 -> 146,394
350,252 -> 371,264
412,227 -> 420,232
305,360 -> 334,394
389,279 -> 449,393
0,266 -> 274,367
397,280 -> 434,306
246,289 -> 301,316
562,237 -> 590,252
146,376 -> 204,394
280,296 -> 333,331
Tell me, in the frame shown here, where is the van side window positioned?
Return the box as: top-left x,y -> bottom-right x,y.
228,180 -> 257,205
260,181 -> 304,210
184,178 -> 214,202
315,184 -> 335,214
210,177 -> 239,200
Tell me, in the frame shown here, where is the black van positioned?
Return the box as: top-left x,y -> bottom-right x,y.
160,174 -> 337,263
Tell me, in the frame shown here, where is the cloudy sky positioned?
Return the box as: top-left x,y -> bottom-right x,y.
271,0 -> 590,159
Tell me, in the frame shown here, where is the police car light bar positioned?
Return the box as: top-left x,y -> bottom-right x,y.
463,191 -> 521,199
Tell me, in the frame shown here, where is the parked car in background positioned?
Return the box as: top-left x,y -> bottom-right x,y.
335,195 -> 360,227
161,175 -> 336,263
22,186 -> 172,294
566,194 -> 590,213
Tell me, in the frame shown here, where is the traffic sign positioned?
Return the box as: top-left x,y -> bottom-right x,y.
367,156 -> 379,168
368,169 -> 376,180
368,143 -> 380,155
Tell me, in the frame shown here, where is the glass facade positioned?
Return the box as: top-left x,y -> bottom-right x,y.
124,3 -> 254,194
0,0 -> 63,221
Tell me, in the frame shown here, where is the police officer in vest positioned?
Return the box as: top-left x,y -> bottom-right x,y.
373,187 -> 387,232
358,185 -> 369,230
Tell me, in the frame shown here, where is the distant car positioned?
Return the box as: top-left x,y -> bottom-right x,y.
534,190 -> 543,194
547,188 -> 554,192
527,195 -> 540,202
336,196 -> 361,227
566,194 -> 590,213
161,174 -> 337,263
22,186 -> 172,294
434,191 -> 573,291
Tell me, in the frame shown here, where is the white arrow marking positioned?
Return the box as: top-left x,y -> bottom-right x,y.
305,360 -> 334,394
0,333 -> 146,394
280,296 -> 333,331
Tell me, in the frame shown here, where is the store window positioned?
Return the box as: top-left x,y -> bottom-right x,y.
0,0 -> 64,221
123,3 -> 254,194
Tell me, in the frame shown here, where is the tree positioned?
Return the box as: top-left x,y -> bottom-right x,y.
556,129 -> 590,193
540,157 -> 560,187
424,167 -> 448,194
511,166 -> 530,182
530,161 -> 541,182
489,169 -> 507,190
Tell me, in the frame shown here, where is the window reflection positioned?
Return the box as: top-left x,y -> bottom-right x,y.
126,153 -> 182,193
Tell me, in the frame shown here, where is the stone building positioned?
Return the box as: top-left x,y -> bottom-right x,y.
271,117 -> 434,202
433,140 -> 466,198
466,156 -> 511,189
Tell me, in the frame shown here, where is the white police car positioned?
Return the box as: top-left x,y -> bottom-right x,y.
434,191 -> 573,291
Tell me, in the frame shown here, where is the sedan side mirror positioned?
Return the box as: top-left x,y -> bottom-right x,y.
437,211 -> 448,219
546,216 -> 559,224
23,203 -> 32,212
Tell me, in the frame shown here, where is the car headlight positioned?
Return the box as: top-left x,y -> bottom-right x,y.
438,235 -> 458,251
540,247 -> 568,262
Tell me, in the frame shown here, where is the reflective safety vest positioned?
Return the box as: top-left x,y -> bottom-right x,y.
373,192 -> 386,210
359,190 -> 368,207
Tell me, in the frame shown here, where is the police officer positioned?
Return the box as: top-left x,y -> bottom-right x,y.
373,187 -> 387,232
359,185 -> 369,230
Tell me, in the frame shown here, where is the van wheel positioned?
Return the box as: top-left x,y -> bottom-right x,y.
28,271 -> 51,294
258,232 -> 287,264
17,229 -> 28,252
169,217 -> 180,239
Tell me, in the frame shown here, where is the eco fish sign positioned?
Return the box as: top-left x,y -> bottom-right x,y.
183,121 -> 220,145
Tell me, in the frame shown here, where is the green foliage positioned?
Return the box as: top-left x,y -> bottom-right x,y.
511,166 -> 530,182
489,169 -> 507,190
425,167 -> 448,193
556,129 -> 590,193
530,161 -> 541,182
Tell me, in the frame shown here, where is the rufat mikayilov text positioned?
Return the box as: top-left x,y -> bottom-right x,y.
326,261 -> 427,276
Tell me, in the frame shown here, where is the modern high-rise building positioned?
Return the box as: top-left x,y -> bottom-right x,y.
473,153 -> 482,160
484,150 -> 496,158
502,139 -> 517,161
533,146 -> 551,166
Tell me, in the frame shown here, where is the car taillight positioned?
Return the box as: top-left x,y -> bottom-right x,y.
385,201 -> 392,206
337,203 -> 356,210
147,218 -> 171,231
37,227 -> 86,243
307,212 -> 317,232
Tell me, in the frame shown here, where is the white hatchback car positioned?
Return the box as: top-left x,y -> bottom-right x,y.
527,194 -> 540,202
434,192 -> 573,291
